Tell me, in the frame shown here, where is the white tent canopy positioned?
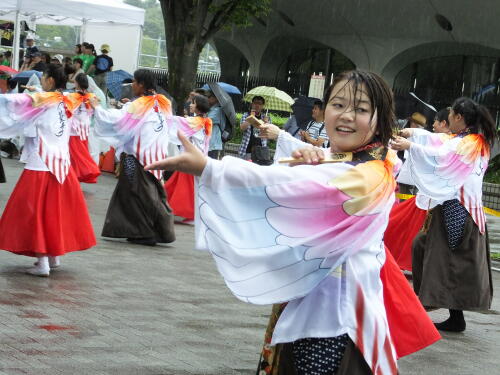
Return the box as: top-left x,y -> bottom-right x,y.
1,0 -> 145,71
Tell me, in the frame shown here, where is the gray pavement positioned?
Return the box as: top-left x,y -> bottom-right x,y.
0,157 -> 499,375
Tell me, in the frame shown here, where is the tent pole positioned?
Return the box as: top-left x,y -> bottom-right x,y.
80,18 -> 87,43
12,10 -> 21,69
136,25 -> 144,70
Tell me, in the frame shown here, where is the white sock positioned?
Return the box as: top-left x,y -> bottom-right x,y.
48,256 -> 60,267
35,256 -> 50,273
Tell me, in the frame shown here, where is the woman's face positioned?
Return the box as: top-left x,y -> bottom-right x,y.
448,108 -> 466,133
132,79 -> 144,97
432,119 -> 449,133
324,80 -> 377,152
41,75 -> 54,91
189,101 -> 197,115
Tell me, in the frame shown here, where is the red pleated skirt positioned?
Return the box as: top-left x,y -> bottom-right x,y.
164,171 -> 195,221
69,136 -> 100,183
0,168 -> 96,257
381,248 -> 441,358
384,197 -> 427,271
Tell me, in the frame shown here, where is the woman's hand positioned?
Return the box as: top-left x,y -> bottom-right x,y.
259,124 -> 281,140
398,128 -> 413,138
290,146 -> 325,164
89,96 -> 100,108
391,136 -> 412,151
145,131 -> 207,176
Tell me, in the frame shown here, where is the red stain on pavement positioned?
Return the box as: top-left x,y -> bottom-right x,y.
18,311 -> 49,319
38,324 -> 76,331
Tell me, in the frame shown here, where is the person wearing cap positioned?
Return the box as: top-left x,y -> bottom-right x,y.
24,35 -> 39,59
50,54 -> 64,65
28,52 -> 46,72
407,112 -> 427,129
90,44 -> 113,93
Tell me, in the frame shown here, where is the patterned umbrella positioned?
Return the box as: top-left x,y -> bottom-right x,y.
106,69 -> 133,99
243,86 -> 294,112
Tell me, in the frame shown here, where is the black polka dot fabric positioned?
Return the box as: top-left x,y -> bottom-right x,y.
442,199 -> 468,250
292,334 -> 349,375
123,155 -> 137,184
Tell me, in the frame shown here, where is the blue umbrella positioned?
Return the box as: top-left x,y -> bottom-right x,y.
106,70 -> 133,99
11,70 -> 42,80
202,82 -> 241,95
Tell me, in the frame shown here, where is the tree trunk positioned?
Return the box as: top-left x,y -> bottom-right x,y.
160,1 -> 209,115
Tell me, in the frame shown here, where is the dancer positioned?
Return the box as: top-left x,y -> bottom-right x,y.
392,97 -> 496,332
91,69 -> 176,246
164,94 -> 212,223
385,107 -> 451,271
257,103 -> 440,372
67,73 -> 101,183
0,64 -> 96,276
147,71 -> 440,374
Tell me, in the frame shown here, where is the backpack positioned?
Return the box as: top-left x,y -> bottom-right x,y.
96,56 -> 110,72
218,110 -> 234,143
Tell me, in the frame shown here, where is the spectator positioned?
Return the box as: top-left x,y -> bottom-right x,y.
29,52 -> 46,72
24,35 -> 39,59
80,42 -> 96,74
1,51 -> 11,66
238,96 -> 270,160
73,44 -> 83,60
41,52 -> 51,65
406,112 -> 427,129
207,91 -> 225,159
90,44 -> 114,92
283,114 -> 302,139
51,54 -> 63,65
300,99 -> 328,147
67,58 -> 84,90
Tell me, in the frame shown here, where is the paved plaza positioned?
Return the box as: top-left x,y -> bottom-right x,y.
0,158 -> 499,375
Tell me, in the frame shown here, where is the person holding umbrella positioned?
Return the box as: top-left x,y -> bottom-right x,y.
238,95 -> 272,164
206,82 -> 237,159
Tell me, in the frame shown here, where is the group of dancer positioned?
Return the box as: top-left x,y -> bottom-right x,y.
0,65 -> 496,374
0,65 -> 212,274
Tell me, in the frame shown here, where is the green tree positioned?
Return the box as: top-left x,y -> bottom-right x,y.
159,0 -> 271,113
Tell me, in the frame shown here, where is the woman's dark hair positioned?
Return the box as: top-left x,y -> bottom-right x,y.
323,70 -> 395,147
193,94 -> 210,114
134,69 -> 156,92
75,73 -> 89,91
43,63 -> 67,90
451,97 -> 498,146
313,99 -> 323,110
41,52 -> 51,64
64,62 -> 75,76
89,43 -> 97,56
194,88 -> 207,96
73,57 -> 83,67
435,108 -> 450,125
75,44 -> 82,54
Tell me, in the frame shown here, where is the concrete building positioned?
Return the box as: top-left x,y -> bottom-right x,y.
213,0 -> 500,119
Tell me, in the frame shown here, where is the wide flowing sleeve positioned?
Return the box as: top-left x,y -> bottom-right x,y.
408,128 -> 452,146
195,156 -> 396,304
273,130 -> 310,163
406,134 -> 488,204
93,104 -> 130,146
0,93 -> 41,138
167,115 -> 211,153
